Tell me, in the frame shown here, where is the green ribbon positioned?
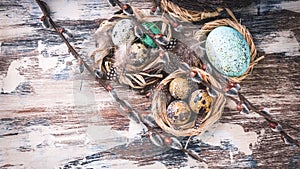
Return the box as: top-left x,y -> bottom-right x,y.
140,22 -> 161,48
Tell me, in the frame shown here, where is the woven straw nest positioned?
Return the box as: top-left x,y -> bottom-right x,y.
91,11 -> 174,90
151,67 -> 226,137
160,0 -> 253,22
194,18 -> 264,82
160,0 -> 225,22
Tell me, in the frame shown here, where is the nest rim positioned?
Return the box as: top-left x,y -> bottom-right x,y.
160,0 -> 225,22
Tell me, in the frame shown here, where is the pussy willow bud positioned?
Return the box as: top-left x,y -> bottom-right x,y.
107,0 -> 116,7
165,136 -> 183,150
269,122 -> 283,132
143,114 -> 158,128
239,102 -> 250,114
149,132 -> 164,147
122,4 -> 134,16
225,87 -> 239,96
260,108 -> 271,117
94,69 -> 103,79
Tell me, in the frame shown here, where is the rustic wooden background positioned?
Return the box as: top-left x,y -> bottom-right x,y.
0,0 -> 299,168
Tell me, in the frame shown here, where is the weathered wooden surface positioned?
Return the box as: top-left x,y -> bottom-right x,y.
0,0 -> 299,168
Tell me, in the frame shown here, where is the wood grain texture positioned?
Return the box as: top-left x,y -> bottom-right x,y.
0,0 -> 299,168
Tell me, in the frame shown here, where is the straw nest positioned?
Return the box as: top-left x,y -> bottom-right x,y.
194,18 -> 264,82
91,10 -> 173,90
151,67 -> 226,137
160,0 -> 225,22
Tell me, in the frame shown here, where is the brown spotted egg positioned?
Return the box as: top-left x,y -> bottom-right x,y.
166,100 -> 193,129
189,89 -> 213,115
129,43 -> 149,66
169,77 -> 198,100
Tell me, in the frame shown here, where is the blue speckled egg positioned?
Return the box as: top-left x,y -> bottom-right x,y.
205,26 -> 250,77
112,19 -> 135,46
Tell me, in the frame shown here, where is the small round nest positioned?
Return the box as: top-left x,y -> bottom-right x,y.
194,18 -> 263,82
151,67 -> 226,137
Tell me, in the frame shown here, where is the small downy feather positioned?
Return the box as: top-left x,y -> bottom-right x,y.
94,20 -> 115,49
114,43 -> 131,69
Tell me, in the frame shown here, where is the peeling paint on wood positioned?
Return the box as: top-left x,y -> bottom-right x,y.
0,0 -> 299,168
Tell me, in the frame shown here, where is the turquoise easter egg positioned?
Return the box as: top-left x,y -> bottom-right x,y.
205,26 -> 251,77
112,19 -> 135,46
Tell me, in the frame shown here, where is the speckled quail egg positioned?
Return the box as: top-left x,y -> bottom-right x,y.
129,43 -> 149,66
189,89 -> 213,115
166,100 -> 193,129
169,77 -> 198,100
205,26 -> 251,77
112,19 -> 135,46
